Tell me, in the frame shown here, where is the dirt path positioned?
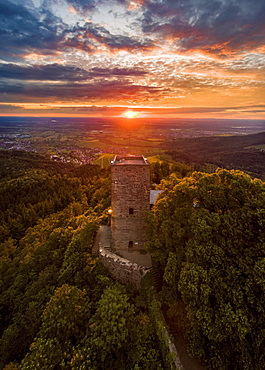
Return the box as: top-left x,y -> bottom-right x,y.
174,334 -> 205,370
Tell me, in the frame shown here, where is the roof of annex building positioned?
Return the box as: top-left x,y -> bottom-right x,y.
150,190 -> 163,205
111,155 -> 149,166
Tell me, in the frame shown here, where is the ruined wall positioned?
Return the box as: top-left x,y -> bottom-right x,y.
99,246 -> 150,289
98,246 -> 182,370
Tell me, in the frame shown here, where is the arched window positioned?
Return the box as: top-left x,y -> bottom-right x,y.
129,207 -> 134,215
128,241 -> 133,252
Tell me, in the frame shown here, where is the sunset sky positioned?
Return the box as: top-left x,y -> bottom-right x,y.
0,0 -> 265,119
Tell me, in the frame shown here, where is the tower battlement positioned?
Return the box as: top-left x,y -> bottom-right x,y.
111,155 -> 149,166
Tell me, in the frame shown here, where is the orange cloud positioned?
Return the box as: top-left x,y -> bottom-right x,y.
68,6 -> 77,14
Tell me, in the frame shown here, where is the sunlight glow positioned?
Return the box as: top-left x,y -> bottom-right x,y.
124,110 -> 139,118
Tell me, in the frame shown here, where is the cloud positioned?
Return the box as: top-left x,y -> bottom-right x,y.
0,0 -> 154,60
126,104 -> 265,115
65,22 -> 154,52
0,103 -> 24,111
0,63 -> 90,81
227,54 -> 265,72
0,78 -> 166,102
0,0 -> 264,119
1,102 -> 265,117
65,0 -> 97,11
0,0 -> 64,59
0,62 -> 148,82
139,0 -> 265,56
1,0 -> 264,60
67,105 -> 127,116
64,0 -> 130,11
89,67 -> 147,76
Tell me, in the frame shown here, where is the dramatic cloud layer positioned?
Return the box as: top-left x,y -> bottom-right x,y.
0,0 -> 265,118
140,0 -> 265,55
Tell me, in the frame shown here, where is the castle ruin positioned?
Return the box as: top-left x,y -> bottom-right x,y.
110,155 -> 150,252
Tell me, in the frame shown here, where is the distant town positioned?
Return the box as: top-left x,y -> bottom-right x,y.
1,117 -> 265,165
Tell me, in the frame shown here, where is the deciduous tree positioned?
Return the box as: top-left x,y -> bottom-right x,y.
147,169 -> 265,369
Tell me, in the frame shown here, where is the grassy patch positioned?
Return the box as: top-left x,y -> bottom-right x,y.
94,154 -> 115,168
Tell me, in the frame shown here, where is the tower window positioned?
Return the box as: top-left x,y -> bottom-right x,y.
129,207 -> 134,215
128,241 -> 133,252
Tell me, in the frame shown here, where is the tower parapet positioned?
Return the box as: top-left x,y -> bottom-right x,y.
111,155 -> 150,252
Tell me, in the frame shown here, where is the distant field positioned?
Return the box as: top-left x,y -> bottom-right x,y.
77,140 -> 100,148
246,144 -> 265,150
1,117 -> 265,171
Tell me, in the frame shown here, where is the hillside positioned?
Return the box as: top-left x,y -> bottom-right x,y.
165,131 -> 265,178
0,151 -> 164,369
147,169 -> 265,369
2,149 -> 265,370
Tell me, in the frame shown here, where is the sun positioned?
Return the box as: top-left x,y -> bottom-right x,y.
123,110 -> 139,118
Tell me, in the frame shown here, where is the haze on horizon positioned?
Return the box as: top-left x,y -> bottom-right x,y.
0,0 -> 265,120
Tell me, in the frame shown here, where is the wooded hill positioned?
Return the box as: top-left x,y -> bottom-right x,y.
0,151 -> 164,369
1,150 -> 265,370
165,131 -> 265,179
147,169 -> 265,369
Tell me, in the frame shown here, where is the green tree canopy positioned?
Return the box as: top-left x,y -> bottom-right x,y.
20,284 -> 91,369
0,151 -> 163,370
147,169 -> 265,369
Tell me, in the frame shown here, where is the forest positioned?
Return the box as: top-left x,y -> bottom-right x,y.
165,131 -> 265,179
1,149 -> 265,369
147,169 -> 265,369
0,150 -> 164,369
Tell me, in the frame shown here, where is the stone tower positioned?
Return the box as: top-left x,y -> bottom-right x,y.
111,155 -> 150,252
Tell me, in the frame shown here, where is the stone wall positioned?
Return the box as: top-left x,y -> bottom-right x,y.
111,155 -> 150,251
98,245 -> 183,370
99,246 -> 151,289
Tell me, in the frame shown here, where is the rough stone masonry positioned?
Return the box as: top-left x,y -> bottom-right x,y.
110,155 -> 150,252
